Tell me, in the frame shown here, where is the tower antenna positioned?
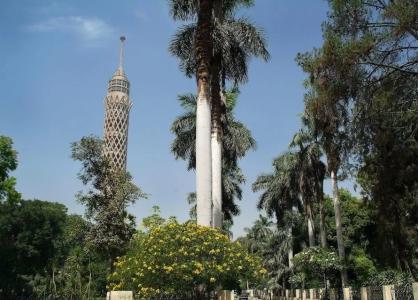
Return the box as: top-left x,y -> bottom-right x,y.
119,36 -> 126,70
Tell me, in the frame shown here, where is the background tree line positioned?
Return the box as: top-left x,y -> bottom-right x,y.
1,0 -> 416,297
241,0 -> 417,291
0,135 -> 146,299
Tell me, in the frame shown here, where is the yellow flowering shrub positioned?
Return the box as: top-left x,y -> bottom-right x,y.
108,221 -> 266,299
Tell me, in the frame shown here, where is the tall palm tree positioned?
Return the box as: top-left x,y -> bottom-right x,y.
253,152 -> 300,271
242,214 -> 295,291
195,0 -> 213,227
297,38 -> 357,286
169,0 -> 269,227
262,224 -> 294,290
169,0 -> 214,226
290,129 -> 326,248
242,214 -> 274,254
211,0 -> 224,229
253,152 -> 300,224
171,91 -> 255,225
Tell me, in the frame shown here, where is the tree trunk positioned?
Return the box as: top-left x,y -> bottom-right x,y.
211,0 -> 223,228
287,226 -> 294,268
331,169 -> 348,286
195,0 -> 213,226
318,179 -> 327,247
306,202 -> 315,247
211,129 -> 222,227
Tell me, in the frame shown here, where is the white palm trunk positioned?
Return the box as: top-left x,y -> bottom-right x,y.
196,86 -> 212,226
211,130 -> 222,228
307,216 -> 315,247
307,203 -> 315,247
331,169 -> 348,286
319,180 -> 327,247
287,226 -> 294,268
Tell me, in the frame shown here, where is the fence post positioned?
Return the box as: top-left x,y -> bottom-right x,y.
329,288 -> 337,300
413,282 -> 418,300
360,287 -> 368,300
286,289 -> 290,299
343,287 -> 351,300
383,285 -> 394,300
216,290 -> 221,300
296,289 -> 301,299
106,291 -> 133,300
309,289 -> 314,299
302,289 -> 306,300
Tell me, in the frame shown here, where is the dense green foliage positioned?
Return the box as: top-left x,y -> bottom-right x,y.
0,199 -> 110,299
247,0 -> 417,291
108,221 -> 266,299
0,136 -> 108,298
244,188 -> 416,290
1,0 -> 417,297
0,136 -> 144,298
71,136 -> 147,266
0,199 -> 66,298
292,247 -> 342,288
0,136 -> 20,202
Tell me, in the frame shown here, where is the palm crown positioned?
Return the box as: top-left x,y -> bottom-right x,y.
169,2 -> 269,84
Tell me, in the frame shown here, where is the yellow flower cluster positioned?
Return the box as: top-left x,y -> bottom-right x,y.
108,221 -> 265,298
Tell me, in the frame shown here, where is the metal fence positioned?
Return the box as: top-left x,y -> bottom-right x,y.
367,285 -> 384,300
259,282 -> 418,300
350,288 -> 361,300
394,282 -> 414,300
110,283 -> 418,300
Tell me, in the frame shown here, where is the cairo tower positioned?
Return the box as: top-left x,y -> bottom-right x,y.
103,36 -> 132,170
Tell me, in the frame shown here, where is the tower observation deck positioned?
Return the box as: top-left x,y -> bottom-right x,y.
103,36 -> 132,170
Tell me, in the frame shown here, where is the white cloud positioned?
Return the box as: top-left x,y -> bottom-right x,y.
28,16 -> 115,46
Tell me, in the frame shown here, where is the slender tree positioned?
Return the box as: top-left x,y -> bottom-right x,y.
291,133 -> 315,248
211,0 -> 224,228
327,0 -> 418,272
169,0 -> 269,227
71,136 -> 146,268
253,152 -> 300,272
241,214 -> 296,291
296,33 -> 361,285
242,214 -> 274,254
290,129 -> 326,248
194,0 -> 213,226
263,220 -> 295,290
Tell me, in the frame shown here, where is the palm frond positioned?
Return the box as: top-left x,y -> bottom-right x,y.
168,0 -> 198,21
169,24 -> 196,77
225,17 -> 270,61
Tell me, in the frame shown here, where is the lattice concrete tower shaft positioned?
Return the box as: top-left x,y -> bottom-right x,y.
103,36 -> 132,170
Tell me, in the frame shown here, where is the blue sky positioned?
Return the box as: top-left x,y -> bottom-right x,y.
0,0 -> 343,237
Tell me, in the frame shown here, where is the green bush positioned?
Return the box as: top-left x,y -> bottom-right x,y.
108,221 -> 266,299
292,247 -> 342,288
365,269 -> 414,286
348,247 -> 377,285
